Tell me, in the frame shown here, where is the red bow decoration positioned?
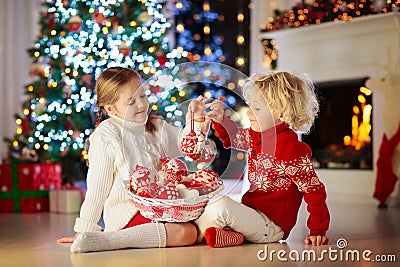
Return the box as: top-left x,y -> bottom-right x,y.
133,202 -> 184,221
133,201 -> 208,222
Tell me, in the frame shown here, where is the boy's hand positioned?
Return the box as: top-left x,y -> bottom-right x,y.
304,235 -> 329,246
205,98 -> 224,123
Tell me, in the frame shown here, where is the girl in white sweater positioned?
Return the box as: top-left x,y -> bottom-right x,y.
57,67 -> 197,252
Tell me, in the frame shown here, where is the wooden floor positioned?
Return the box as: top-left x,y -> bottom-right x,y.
1,199 -> 399,267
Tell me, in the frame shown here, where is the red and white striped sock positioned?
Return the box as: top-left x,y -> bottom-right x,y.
205,227 -> 244,248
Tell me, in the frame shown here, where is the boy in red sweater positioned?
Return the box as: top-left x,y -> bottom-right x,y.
192,72 -> 330,247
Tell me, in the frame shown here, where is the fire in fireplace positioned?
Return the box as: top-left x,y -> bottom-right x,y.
302,78 -> 372,169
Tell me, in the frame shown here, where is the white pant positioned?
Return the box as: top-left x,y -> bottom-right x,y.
195,195 -> 284,243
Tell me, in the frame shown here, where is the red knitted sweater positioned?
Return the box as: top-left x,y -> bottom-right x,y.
214,117 -> 330,239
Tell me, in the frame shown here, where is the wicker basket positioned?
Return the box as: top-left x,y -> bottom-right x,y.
124,180 -> 224,222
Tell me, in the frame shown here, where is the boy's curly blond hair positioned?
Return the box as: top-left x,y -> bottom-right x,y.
243,71 -> 319,134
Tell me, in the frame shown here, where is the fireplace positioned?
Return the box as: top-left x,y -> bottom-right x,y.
302,78 -> 372,169
255,12 -> 400,202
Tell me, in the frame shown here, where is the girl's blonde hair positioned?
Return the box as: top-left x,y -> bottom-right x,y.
244,71 -> 319,133
95,66 -> 156,133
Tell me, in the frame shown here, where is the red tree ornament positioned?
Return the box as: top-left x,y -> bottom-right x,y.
21,117 -> 31,134
130,165 -> 152,192
180,112 -> 200,160
156,183 -> 180,200
160,158 -> 189,184
192,169 -> 218,186
138,182 -> 159,198
150,85 -> 161,94
157,55 -> 168,67
160,158 -> 188,176
47,12 -> 56,29
190,169 -> 219,194
67,15 -> 82,33
65,120 -> 72,131
119,41 -> 132,57
93,11 -> 106,25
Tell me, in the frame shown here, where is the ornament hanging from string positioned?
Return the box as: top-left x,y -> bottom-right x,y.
180,111 -> 216,162
180,111 -> 201,160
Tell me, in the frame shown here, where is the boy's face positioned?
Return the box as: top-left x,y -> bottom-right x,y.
245,86 -> 277,132
107,78 -> 149,122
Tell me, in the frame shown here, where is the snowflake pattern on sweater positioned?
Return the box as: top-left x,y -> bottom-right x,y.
251,149 -> 322,193
233,127 -> 322,194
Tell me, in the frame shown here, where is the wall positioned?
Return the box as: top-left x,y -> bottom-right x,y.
0,0 -> 41,160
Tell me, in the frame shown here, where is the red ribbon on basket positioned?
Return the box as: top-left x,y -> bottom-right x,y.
134,201 -> 208,221
153,206 -> 184,221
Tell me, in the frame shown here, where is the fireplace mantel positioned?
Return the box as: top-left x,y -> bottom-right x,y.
258,12 -> 400,204
260,12 -> 400,82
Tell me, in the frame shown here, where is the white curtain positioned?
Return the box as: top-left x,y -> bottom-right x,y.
0,0 -> 41,159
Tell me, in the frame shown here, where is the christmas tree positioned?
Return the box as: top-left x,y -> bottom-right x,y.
4,0 -> 186,184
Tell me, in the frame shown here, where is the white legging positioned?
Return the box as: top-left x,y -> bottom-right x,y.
195,195 -> 284,243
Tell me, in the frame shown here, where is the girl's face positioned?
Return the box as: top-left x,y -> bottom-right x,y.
245,86 -> 280,132
106,78 -> 149,122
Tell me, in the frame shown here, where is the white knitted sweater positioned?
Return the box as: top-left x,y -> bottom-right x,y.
74,116 -> 181,232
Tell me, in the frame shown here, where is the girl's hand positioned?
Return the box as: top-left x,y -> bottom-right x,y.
304,235 -> 330,246
188,95 -> 208,117
57,232 -> 80,243
205,98 -> 224,123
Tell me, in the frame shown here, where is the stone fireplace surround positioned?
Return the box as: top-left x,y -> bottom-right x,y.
255,12 -> 400,204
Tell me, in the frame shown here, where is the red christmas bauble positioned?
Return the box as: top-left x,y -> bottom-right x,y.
190,169 -> 219,194
192,169 -> 218,186
21,118 -> 30,134
160,158 -> 188,176
156,183 -> 180,200
67,15 -> 82,33
47,12 -> 56,29
160,158 -> 189,184
93,11 -> 106,25
137,182 -> 159,198
180,131 -> 200,160
150,85 -> 161,94
65,120 -> 72,131
119,41 -> 132,57
157,55 -> 168,67
130,164 -> 152,192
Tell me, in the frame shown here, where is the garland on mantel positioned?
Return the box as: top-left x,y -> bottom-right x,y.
260,0 -> 400,69
261,0 -> 400,32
